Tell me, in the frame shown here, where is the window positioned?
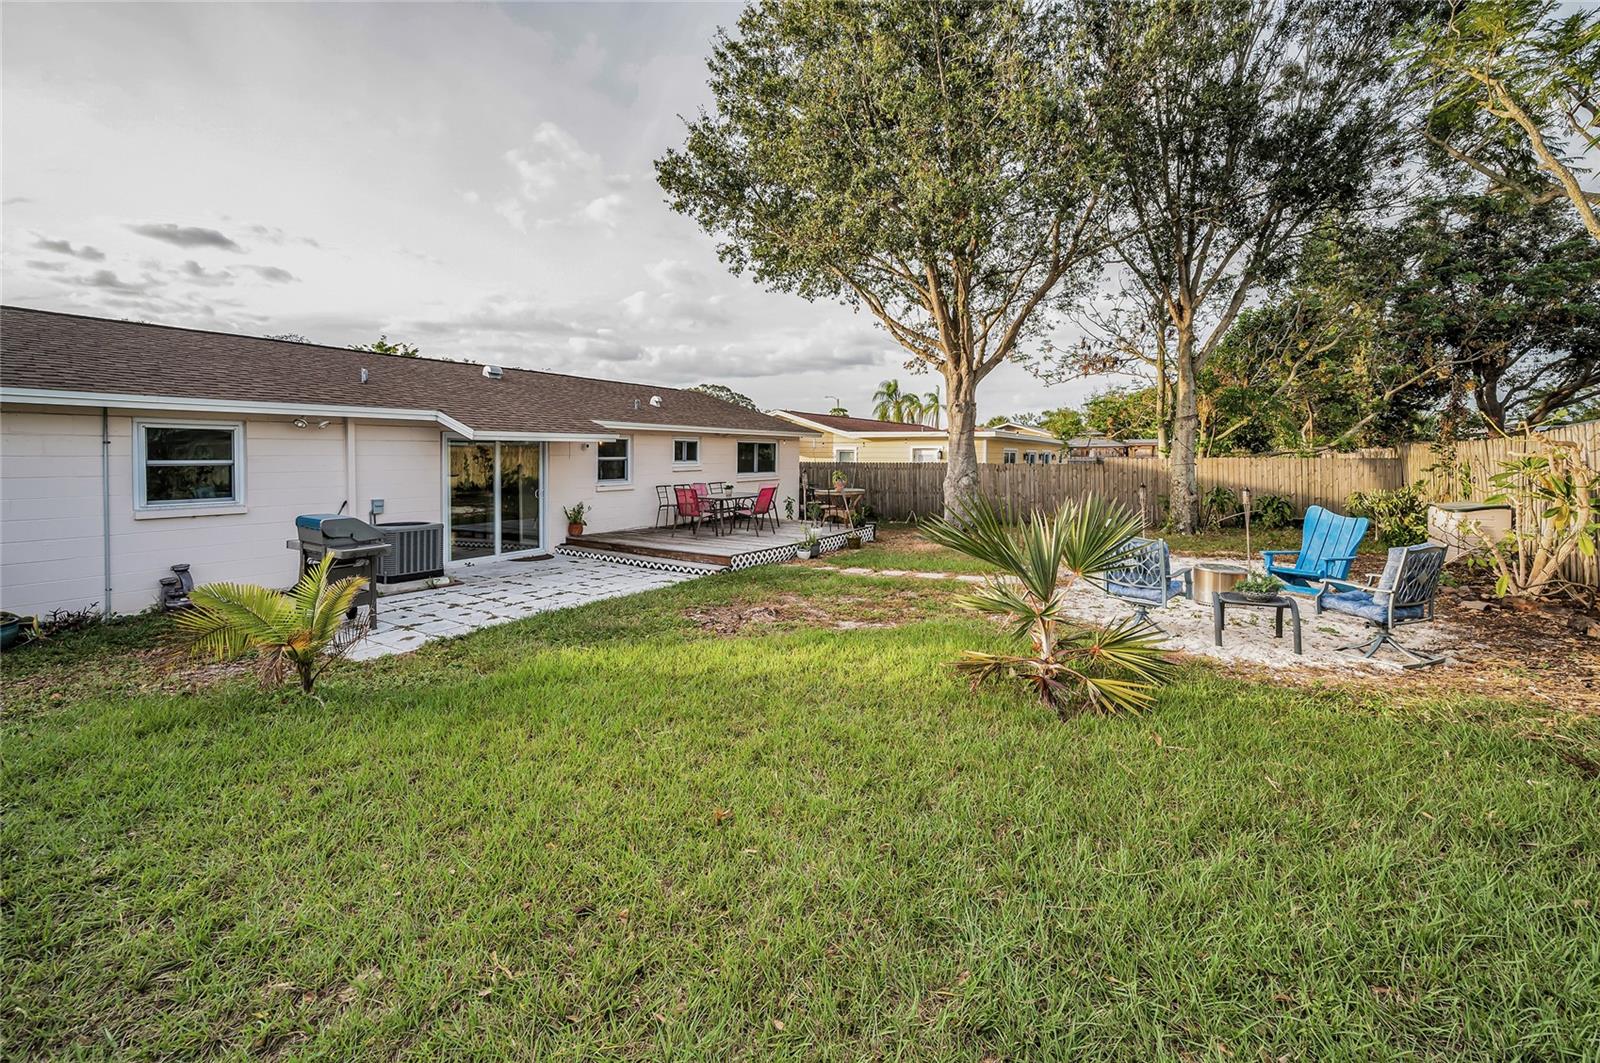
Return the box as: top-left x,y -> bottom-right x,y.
1038,452 -> 1053,465
833,447 -> 858,463
136,420 -> 243,509
911,446 -> 941,463
1023,451 -> 1037,465
672,437 -> 700,465
1002,449 -> 1018,464
737,440 -> 777,475
597,437 -> 630,482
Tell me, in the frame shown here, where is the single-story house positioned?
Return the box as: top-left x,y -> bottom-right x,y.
774,410 -> 1065,465
0,306 -> 810,617
1064,434 -> 1160,459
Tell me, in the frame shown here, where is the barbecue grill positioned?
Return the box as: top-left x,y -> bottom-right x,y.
288,514 -> 392,621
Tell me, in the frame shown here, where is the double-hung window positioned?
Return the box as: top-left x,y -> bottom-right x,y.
672,437 -> 700,466
597,438 -> 630,483
1023,451 -> 1037,465
136,420 -> 244,510
910,446 -> 941,463
737,440 -> 777,475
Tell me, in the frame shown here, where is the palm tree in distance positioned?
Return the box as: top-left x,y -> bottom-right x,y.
873,379 -> 917,422
921,385 -> 942,427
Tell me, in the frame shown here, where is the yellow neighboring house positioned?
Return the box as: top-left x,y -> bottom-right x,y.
773,411 -> 1066,465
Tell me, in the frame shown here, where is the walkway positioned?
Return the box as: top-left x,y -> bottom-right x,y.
349,553 -> 713,660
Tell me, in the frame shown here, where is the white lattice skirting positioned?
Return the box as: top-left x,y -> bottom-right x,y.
553,546 -> 724,576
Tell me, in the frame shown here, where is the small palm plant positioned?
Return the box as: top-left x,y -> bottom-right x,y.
922,496 -> 1172,716
173,554 -> 369,695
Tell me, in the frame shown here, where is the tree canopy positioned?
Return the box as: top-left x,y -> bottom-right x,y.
657,0 -> 1110,515
687,383 -> 758,410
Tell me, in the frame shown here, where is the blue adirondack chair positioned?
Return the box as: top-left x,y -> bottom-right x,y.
1262,505 -> 1368,593
1104,536 -> 1192,628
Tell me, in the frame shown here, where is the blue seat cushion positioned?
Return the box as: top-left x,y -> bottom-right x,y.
1108,577 -> 1187,605
1319,590 -> 1425,625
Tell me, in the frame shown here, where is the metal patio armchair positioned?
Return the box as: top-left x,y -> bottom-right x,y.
1104,536 -> 1193,628
1314,542 -> 1448,668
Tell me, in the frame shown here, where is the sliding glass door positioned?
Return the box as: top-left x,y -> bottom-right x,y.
447,440 -> 542,561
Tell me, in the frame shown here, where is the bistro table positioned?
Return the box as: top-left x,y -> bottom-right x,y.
813,487 -> 866,527
1213,591 -> 1303,655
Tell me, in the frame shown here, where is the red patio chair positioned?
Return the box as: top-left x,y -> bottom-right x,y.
692,482 -> 710,498
736,484 -> 779,534
674,486 -> 720,537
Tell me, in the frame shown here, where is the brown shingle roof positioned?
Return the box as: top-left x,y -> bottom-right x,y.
777,409 -> 942,434
0,306 -> 804,437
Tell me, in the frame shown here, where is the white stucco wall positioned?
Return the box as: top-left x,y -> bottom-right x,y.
2,408 -> 800,617
1,407 -> 442,617
543,430 -> 801,536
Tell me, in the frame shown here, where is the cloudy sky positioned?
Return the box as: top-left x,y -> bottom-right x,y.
1,2 -> 1117,419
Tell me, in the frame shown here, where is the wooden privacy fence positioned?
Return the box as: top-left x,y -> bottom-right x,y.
803,420 -> 1600,585
805,451 -> 1406,524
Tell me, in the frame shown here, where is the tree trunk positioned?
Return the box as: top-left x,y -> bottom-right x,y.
1169,331 -> 1201,533
1155,343 -> 1169,457
943,370 -> 981,520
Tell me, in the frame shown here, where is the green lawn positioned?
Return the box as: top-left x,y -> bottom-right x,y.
817,523 -> 1317,574
4,568 -> 1597,1059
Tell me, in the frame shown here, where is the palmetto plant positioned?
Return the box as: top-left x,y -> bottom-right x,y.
173,554 -> 369,694
922,496 -> 1172,715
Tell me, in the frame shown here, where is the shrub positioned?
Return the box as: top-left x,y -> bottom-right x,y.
1348,485 -> 1429,547
174,554 -> 369,695
921,495 -> 1172,716
1202,486 -> 1240,529
1250,493 -> 1294,529
1478,435 -> 1599,600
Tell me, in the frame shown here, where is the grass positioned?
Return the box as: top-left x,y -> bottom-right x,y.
4,567 -> 1598,1059
817,522 -> 1320,574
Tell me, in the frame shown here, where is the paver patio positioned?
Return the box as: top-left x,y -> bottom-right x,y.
349,553 -> 715,660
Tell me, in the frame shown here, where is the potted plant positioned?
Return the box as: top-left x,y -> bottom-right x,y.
783,496 -> 795,521
0,611 -> 36,652
1235,572 -> 1285,602
796,530 -> 821,560
563,502 -> 590,538
831,469 -> 848,489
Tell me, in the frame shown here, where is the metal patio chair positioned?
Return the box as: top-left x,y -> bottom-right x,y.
1104,536 -> 1193,628
1314,542 -> 1448,668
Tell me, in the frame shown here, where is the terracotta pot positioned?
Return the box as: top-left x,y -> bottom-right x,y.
568,522 -> 585,537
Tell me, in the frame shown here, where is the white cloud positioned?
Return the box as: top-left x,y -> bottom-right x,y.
579,193 -> 625,228
493,197 -> 527,232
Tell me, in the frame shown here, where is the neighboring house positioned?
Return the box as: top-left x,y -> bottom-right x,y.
0,307 -> 809,617
1064,434 -> 1160,459
774,411 -> 1065,465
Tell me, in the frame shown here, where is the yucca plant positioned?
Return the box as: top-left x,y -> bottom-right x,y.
173,554 -> 369,694
922,495 -> 1172,716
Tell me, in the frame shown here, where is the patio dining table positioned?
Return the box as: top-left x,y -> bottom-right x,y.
685,489 -> 756,535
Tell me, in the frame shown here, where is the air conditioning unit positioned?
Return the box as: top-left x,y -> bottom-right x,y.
375,521 -> 445,583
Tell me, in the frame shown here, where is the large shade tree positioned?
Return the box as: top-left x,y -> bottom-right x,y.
657,0 -> 1110,516
1410,0 -> 1600,243
1386,192 -> 1600,432
1073,0 -> 1417,530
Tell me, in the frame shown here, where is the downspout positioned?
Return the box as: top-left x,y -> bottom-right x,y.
101,407 -> 112,620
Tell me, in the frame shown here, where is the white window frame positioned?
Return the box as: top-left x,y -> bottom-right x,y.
596,435 -> 631,487
833,446 -> 859,463
1002,449 -> 1018,465
133,418 -> 246,516
671,436 -> 701,468
736,438 -> 778,478
910,446 -> 941,463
